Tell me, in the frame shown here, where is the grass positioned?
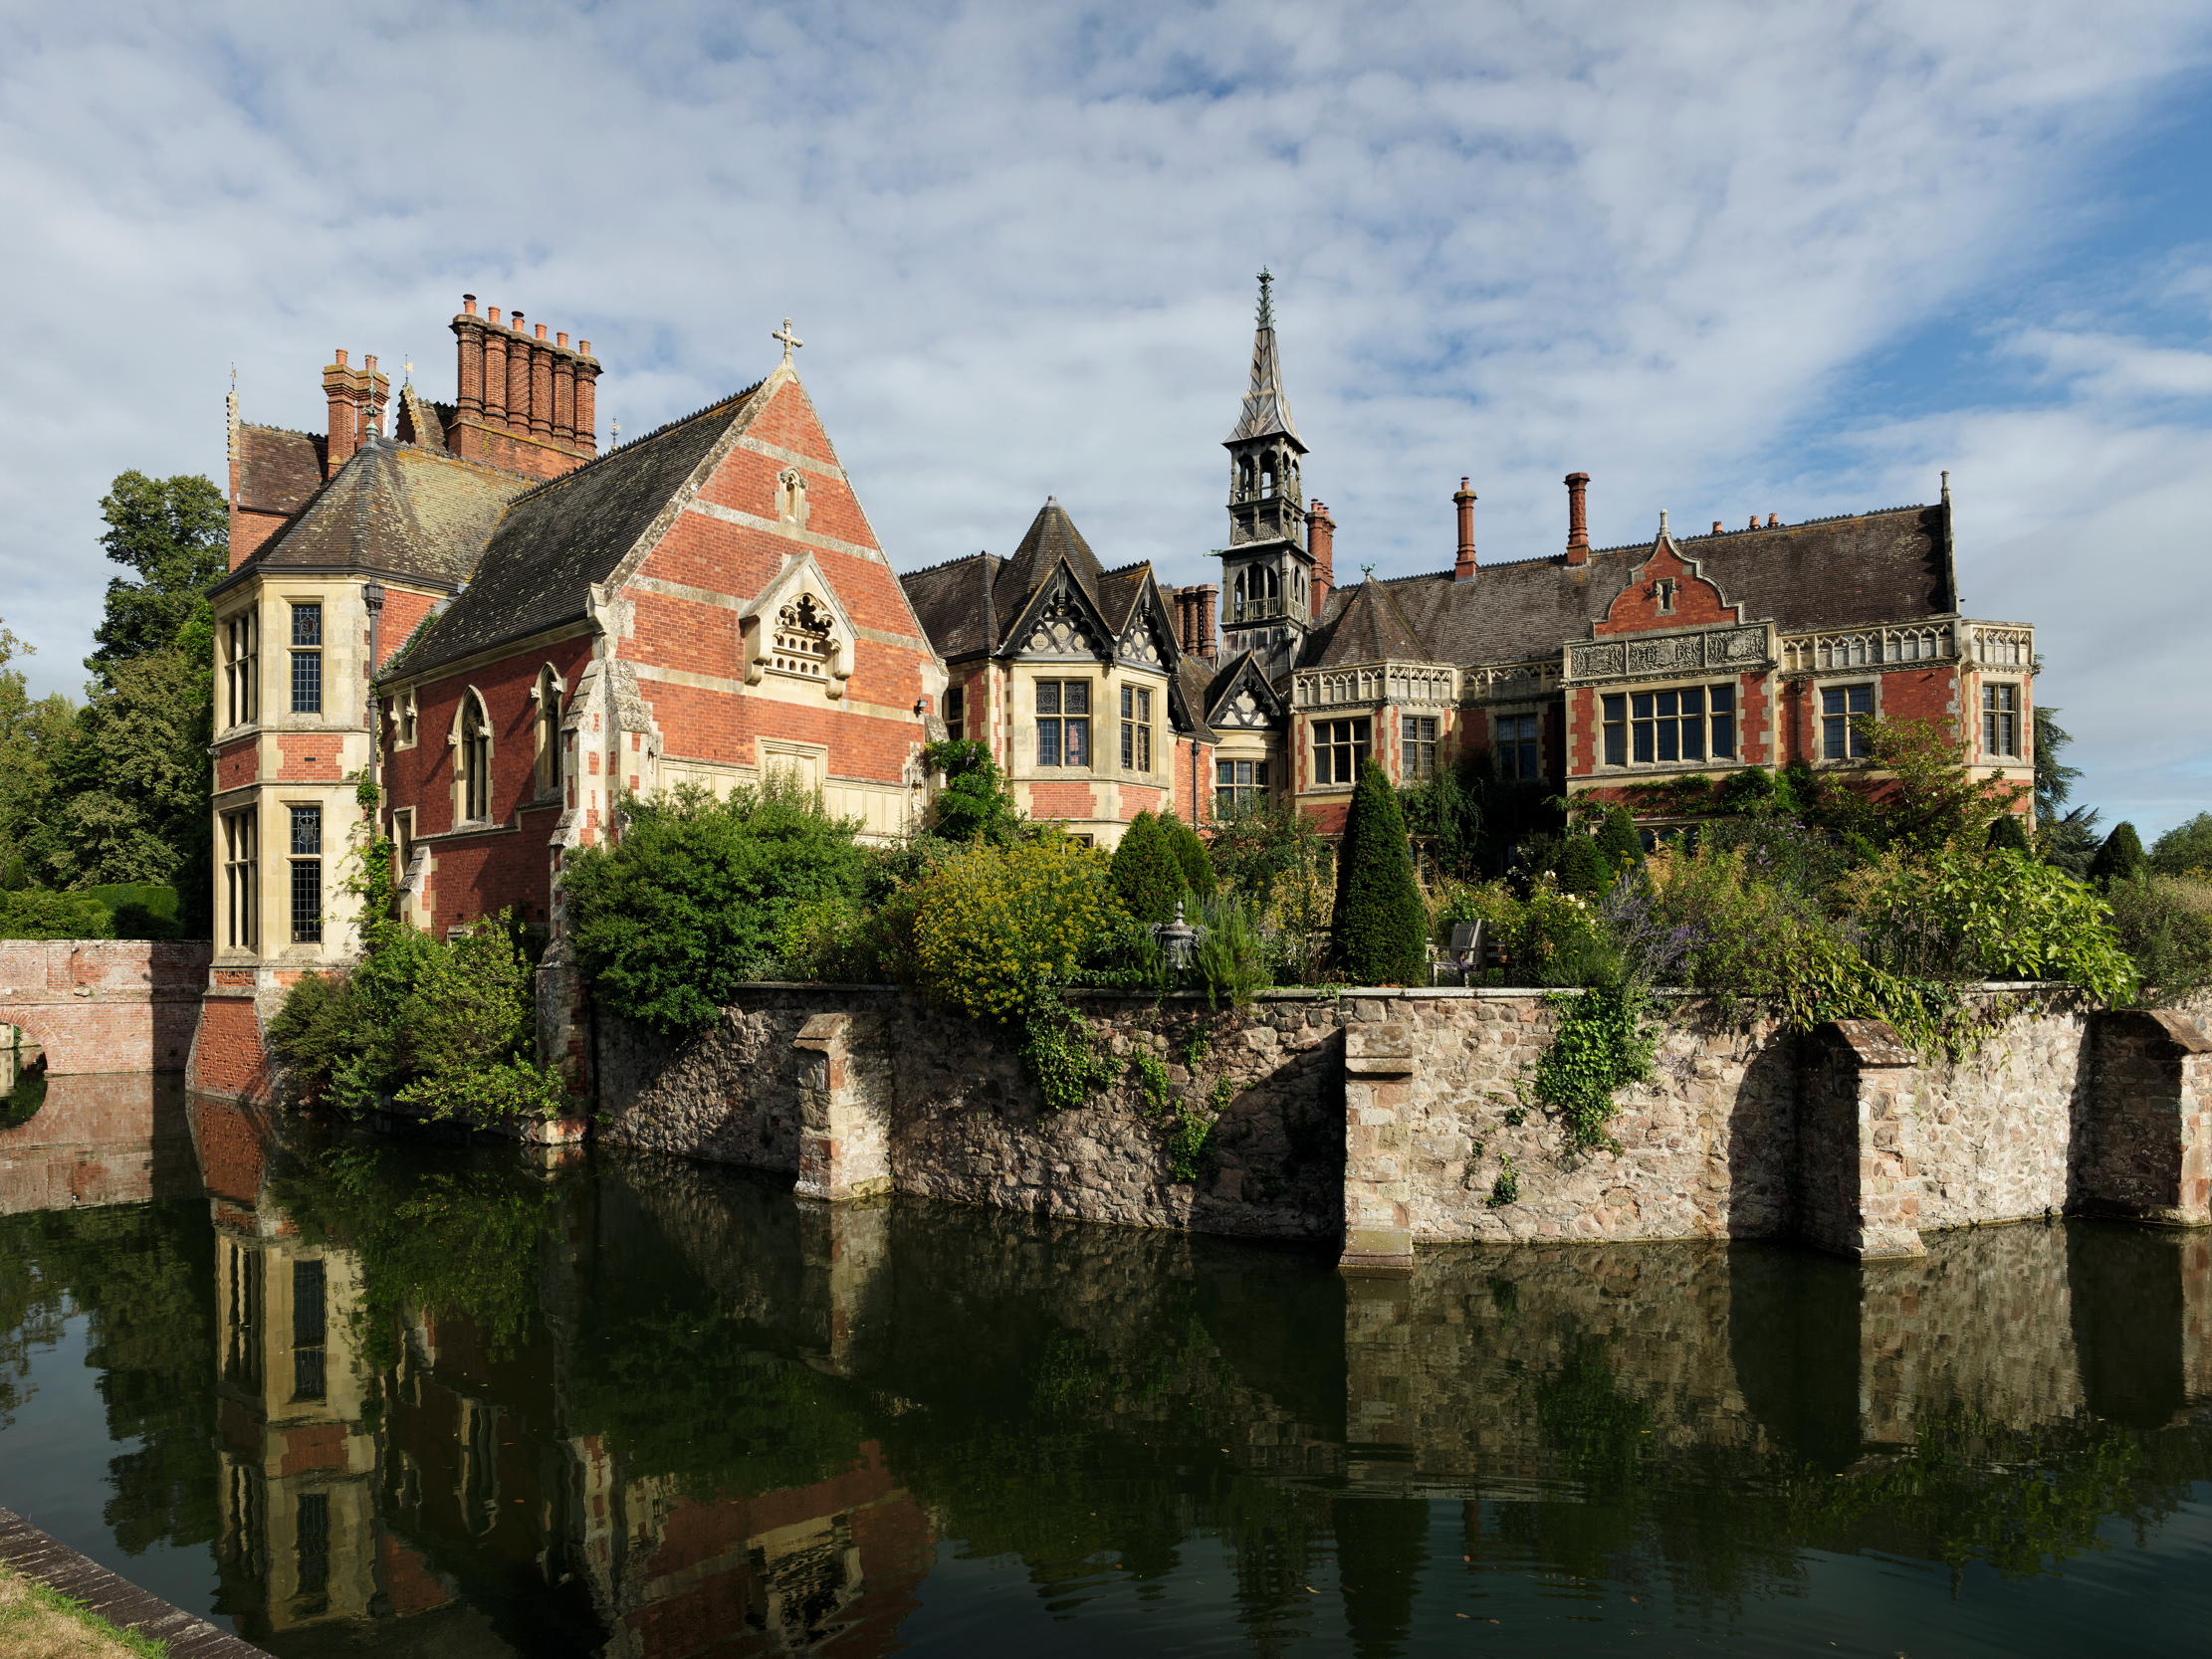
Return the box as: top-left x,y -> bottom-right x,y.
0,1564 -> 170,1657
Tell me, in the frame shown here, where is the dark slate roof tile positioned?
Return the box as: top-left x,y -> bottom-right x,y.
990,498 -> 1107,625
393,384 -> 765,676
242,440 -> 527,588
901,552 -> 1001,659
234,424 -> 326,518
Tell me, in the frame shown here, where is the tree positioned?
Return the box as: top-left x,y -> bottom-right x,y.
1986,813 -> 2032,853
2034,704 -> 2081,826
2090,823 -> 2145,888
1158,810 -> 1216,900
1110,811 -> 1186,925
2149,813 -> 2212,878
1331,759 -> 1428,985
2039,805 -> 2102,880
1208,798 -> 1325,908
0,626 -> 79,887
87,472 -> 226,688
921,738 -> 1023,846
49,650 -> 211,896
1552,833 -> 1612,899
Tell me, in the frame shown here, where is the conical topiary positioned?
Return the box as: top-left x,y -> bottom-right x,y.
1331,758 -> 1430,985
1553,834 -> 1611,899
1160,810 -> 1217,900
1595,805 -> 1645,878
2090,821 -> 2145,887
1110,811 -> 1187,924
1985,812 -> 2032,854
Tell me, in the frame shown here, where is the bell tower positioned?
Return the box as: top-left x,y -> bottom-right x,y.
1217,270 -> 1315,673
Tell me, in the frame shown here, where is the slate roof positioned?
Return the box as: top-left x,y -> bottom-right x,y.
901,552 -> 1002,659
1310,575 -> 1433,666
1299,503 -> 1954,670
234,423 -> 326,518
223,439 -> 528,591
391,384 -> 767,677
1173,654 -> 1218,741
991,498 -> 1108,625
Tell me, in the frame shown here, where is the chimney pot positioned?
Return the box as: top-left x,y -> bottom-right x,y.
333,347 -> 348,366
556,330 -> 568,348
463,294 -> 478,315
1712,520 -> 1722,534
1564,472 -> 1591,564
536,322 -> 548,340
488,306 -> 502,325
510,311 -> 524,332
1767,513 -> 1778,527
364,354 -> 377,372
1749,515 -> 1758,530
578,339 -> 591,356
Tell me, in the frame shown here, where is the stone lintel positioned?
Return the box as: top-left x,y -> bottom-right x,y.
794,1011 -> 851,1051
1823,1019 -> 1914,1068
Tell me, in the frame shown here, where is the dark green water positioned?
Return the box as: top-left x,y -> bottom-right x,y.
3,1092 -> 2212,1656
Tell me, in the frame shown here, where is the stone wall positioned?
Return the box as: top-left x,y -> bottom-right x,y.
596,983 -> 2212,1260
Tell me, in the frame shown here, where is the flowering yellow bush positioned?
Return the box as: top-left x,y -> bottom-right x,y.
911,836 -> 1127,1022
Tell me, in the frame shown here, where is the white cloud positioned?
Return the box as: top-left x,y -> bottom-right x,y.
3,0 -> 2209,827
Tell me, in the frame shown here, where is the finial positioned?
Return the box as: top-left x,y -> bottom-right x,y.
1360,561 -> 1375,579
1659,508 -> 1669,537
403,357 -> 413,386
609,413 -> 621,445
1255,268 -> 1275,328
228,362 -> 237,392
1941,469 -> 1951,501
773,316 -> 803,366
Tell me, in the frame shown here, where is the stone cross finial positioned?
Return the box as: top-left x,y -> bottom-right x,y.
774,317 -> 804,365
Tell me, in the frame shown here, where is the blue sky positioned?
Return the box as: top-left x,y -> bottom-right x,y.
3,0 -> 2209,833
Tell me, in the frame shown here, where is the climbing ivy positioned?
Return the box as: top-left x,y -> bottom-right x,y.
1529,982 -> 1656,1153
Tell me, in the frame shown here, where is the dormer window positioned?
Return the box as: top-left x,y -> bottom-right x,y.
771,595 -> 834,679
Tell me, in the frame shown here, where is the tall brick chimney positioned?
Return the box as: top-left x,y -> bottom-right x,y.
321,348 -> 386,475
1193,582 -> 1218,664
1564,472 -> 1591,566
1174,586 -> 1204,655
449,295 -> 601,481
1307,501 -> 1335,615
1452,477 -> 1477,580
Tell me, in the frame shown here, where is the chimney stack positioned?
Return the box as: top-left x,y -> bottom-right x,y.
1195,582 -> 1218,664
1307,501 -> 1335,614
1452,477 -> 1477,580
1564,472 -> 1591,566
449,295 -> 603,481
323,348 -> 366,473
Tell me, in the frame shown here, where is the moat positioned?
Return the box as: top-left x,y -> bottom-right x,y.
4,1085 -> 2212,1657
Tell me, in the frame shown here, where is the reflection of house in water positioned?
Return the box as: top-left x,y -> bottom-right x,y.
201,1099 -> 382,1638
188,1099 -> 932,1657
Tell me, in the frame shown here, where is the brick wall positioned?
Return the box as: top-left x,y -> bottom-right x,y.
0,939 -> 210,1075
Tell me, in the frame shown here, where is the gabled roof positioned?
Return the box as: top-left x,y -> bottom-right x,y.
1203,649 -> 1285,724
391,382 -> 768,676
229,439 -> 527,589
1311,574 -> 1432,666
1299,502 -> 1955,670
394,385 -> 453,452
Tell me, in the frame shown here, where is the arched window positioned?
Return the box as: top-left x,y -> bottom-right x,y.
533,667 -> 563,797
458,692 -> 492,824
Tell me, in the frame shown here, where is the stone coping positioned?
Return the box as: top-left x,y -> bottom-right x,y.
0,1506 -> 272,1657
729,979 -> 2077,1003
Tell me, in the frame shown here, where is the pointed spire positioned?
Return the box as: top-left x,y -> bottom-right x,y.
1225,270 -> 1304,448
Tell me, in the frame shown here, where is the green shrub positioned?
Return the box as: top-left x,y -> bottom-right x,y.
1594,807 -> 1645,878
1331,760 -> 1428,984
912,836 -> 1126,1024
1511,885 -> 1619,988
1530,982 -> 1656,1152
1850,847 -> 2137,1003
1985,814 -> 2031,854
0,887 -> 114,939
2090,823 -> 2145,888
563,780 -> 870,1037
2103,876 -> 2212,1004
266,912 -> 567,1120
921,738 -> 1024,845
1207,798 -> 1325,908
2149,814 -> 2212,879
1159,811 -> 1217,900
1110,811 -> 1186,925
1194,895 -> 1270,1006
1552,835 -> 1613,900
83,881 -> 180,937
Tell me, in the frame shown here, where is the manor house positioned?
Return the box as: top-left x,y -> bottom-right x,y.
190,285 -> 2035,1095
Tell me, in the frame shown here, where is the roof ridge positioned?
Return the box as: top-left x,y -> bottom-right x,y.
239,420 -> 324,441
501,379 -> 769,509
901,550 -> 994,578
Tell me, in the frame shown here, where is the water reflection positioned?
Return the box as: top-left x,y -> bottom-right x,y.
1,1099 -> 2210,1656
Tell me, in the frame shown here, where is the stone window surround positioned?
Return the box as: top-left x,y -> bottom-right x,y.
1310,714 -> 1373,791
1585,676 -> 1745,777
1814,674 -> 1880,765
1979,678 -> 2027,763
1491,704 -> 1542,780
